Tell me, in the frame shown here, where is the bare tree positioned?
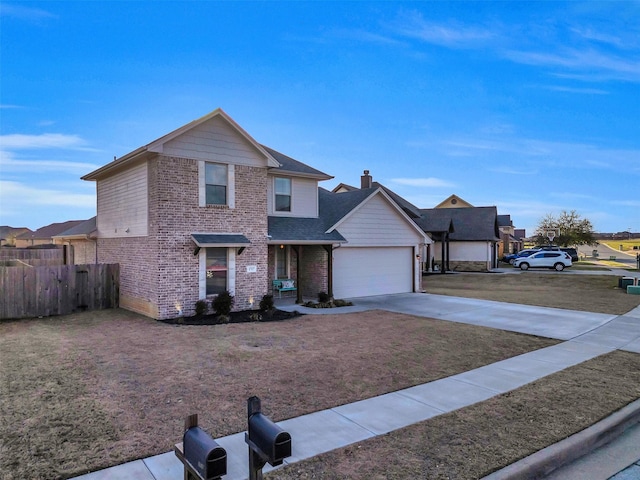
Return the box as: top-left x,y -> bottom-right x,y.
533,210 -> 596,246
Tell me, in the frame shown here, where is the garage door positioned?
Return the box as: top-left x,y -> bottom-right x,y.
333,247 -> 413,298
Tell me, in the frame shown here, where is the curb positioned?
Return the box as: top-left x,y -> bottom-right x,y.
482,398 -> 640,480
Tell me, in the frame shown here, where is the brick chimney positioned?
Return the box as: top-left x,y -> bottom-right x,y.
361,170 -> 372,189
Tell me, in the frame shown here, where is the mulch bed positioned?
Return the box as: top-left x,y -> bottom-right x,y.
159,308 -> 302,325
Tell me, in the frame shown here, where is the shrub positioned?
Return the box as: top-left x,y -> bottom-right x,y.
212,291 -> 234,316
259,294 -> 274,311
194,300 -> 208,316
333,299 -> 353,307
317,291 -> 331,303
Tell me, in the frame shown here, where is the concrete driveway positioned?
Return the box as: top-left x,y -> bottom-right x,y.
283,292 -> 618,341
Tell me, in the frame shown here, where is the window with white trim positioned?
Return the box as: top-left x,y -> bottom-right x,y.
274,177 -> 291,212
205,163 -> 227,205
206,248 -> 228,295
275,245 -> 289,279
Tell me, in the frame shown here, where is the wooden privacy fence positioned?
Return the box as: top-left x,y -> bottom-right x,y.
0,247 -> 65,266
0,264 -> 119,320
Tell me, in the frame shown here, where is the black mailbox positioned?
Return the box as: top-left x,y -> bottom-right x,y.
248,412 -> 292,466
183,426 -> 227,480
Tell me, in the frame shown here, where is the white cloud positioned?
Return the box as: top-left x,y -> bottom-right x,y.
391,11 -> 497,49
391,177 -> 456,188
0,151 -> 99,174
0,181 -> 95,208
504,48 -> 640,82
0,4 -> 57,21
1,133 -> 87,149
544,85 -> 609,95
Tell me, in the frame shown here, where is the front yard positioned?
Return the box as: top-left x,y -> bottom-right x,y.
1,309 -> 556,479
1,272 -> 639,479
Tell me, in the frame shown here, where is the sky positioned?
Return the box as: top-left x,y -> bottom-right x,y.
1,1 -> 639,235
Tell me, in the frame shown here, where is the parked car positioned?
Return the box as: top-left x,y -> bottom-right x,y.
503,249 -> 540,265
560,247 -> 579,262
513,251 -> 573,271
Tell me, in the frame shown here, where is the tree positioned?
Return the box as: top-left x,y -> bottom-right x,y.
533,210 -> 596,247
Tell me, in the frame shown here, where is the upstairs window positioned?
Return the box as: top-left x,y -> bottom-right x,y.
205,163 -> 227,205
275,177 -> 291,212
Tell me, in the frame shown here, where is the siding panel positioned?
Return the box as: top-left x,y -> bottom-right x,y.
267,176 -> 319,217
337,195 -> 422,246
97,162 -> 148,238
163,116 -> 268,166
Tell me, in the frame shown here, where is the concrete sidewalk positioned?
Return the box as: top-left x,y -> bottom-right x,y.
72,297 -> 640,480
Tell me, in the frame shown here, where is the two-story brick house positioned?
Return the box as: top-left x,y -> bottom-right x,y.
83,109 -> 428,319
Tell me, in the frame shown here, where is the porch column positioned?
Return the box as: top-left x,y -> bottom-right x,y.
441,233 -> 446,274
445,233 -> 451,272
322,245 -> 333,298
292,245 -> 303,304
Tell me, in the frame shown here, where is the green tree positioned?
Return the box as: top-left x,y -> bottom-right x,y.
533,210 -> 596,247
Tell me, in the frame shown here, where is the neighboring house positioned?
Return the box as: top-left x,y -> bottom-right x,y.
82,109 -> 428,320
52,217 -> 97,264
497,214 -> 523,258
0,226 -> 32,247
332,171 -> 438,273
15,221 -> 85,248
434,194 -> 474,209
418,207 -> 501,271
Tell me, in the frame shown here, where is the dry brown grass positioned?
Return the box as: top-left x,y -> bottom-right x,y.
423,272 -> 640,314
0,309 -> 557,479
2,273 -> 638,479
269,351 -> 640,480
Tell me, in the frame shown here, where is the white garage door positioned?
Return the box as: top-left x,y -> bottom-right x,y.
333,247 -> 413,298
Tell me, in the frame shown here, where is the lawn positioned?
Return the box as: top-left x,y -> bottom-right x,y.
423,272 -> 640,314
1,273 -> 639,479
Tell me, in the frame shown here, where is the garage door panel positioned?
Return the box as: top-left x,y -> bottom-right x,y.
333,247 -> 412,298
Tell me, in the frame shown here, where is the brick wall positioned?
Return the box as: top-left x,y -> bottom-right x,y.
98,236 -> 158,317
299,245 -> 328,298
147,155 -> 269,319
70,239 -> 96,265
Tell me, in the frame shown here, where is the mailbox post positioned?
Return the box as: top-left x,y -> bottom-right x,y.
175,414 -> 227,480
245,396 -> 292,480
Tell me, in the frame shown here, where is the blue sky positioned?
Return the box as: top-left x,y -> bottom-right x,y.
1,1 -> 639,234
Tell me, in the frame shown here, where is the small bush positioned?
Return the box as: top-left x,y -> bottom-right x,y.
212,291 -> 234,316
259,294 -> 274,311
194,300 -> 208,316
317,291 -> 331,303
333,299 -> 353,307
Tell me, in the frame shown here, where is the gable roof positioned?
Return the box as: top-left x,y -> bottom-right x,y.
0,226 -> 32,240
497,214 -> 513,228
434,194 -> 474,209
331,182 -> 422,218
17,220 -> 86,240
262,145 -> 332,180
52,217 -> 97,239
418,207 -> 500,241
268,187 -> 428,244
83,108 -> 285,181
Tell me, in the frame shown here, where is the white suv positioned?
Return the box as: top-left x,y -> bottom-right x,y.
513,251 -> 572,271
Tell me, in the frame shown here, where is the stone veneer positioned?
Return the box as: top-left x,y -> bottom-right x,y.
449,260 -> 491,272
